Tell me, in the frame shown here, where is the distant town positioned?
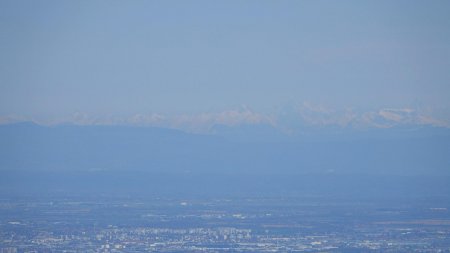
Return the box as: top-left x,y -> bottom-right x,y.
1,196 -> 449,252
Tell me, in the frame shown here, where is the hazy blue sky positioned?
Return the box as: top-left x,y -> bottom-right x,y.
1,1 -> 450,120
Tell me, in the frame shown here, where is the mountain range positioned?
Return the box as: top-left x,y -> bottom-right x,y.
1,121 -> 449,198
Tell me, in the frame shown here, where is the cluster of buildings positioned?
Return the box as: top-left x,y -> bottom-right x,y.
1,198 -> 449,252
